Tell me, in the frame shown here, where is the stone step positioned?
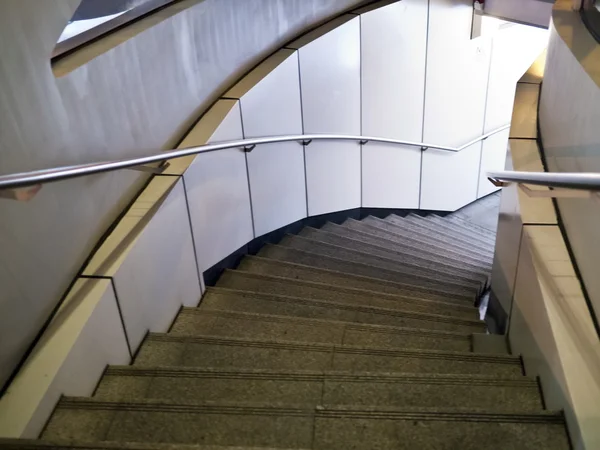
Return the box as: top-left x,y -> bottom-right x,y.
0,441 -> 286,450
257,244 -> 477,303
446,214 -> 498,238
320,221 -> 490,281
198,287 -> 485,333
341,218 -> 491,268
133,333 -> 522,376
425,215 -> 497,244
238,255 -> 478,305
361,216 -> 494,263
94,366 -> 543,412
401,214 -> 496,250
170,308 -> 474,351
43,399 -> 569,450
297,227 -> 486,290
215,269 -> 478,319
276,234 -> 479,298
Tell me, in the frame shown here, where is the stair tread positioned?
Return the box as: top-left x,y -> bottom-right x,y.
277,234 -> 479,297
342,218 -> 492,267
257,244 -> 477,302
199,287 -> 485,334
215,269 -> 478,318
447,214 -> 498,236
298,226 -> 487,288
321,221 -> 490,278
362,216 -> 494,260
0,441 -> 294,450
239,255 -> 479,304
402,214 -> 496,250
424,215 -> 497,244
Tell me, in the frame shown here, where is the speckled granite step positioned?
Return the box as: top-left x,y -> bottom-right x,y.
94,366 -> 543,411
401,214 -> 496,250
447,214 -> 498,236
297,227 -> 485,290
199,288 -> 484,333
363,216 -> 494,262
215,270 -> 477,318
238,256 -> 477,306
0,442 -> 290,450
257,244 -> 476,303
43,399 -> 568,450
276,234 -> 479,297
170,308 -> 474,351
320,221 -> 490,281
426,215 -> 497,244
341,218 -> 491,268
134,334 -> 521,375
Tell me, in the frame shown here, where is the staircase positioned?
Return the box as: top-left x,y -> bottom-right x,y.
4,213 -> 571,450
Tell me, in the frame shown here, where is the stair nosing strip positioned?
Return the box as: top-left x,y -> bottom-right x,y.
180,308 -> 475,339
145,333 -> 520,364
204,287 -> 483,326
219,268 -> 477,312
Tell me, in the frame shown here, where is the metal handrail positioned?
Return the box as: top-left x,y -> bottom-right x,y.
0,124 -> 510,192
488,170 -> 600,191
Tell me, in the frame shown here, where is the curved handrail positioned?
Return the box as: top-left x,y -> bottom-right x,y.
0,124 -> 510,193
488,170 -> 600,191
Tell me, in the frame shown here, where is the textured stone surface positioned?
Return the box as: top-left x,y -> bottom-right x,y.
320,222 -> 490,279
341,218 -> 492,268
278,234 -> 479,297
363,216 -> 494,261
258,244 -> 476,302
298,227 -> 486,289
171,307 -> 473,351
215,270 -> 478,318
238,255 -> 479,304
198,288 -> 485,333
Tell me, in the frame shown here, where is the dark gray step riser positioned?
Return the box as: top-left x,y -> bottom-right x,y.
43,405 -> 569,450
257,245 -> 476,303
237,257 -> 477,308
298,228 -> 486,288
321,222 -> 490,280
343,220 -> 492,268
362,216 -> 494,260
170,309 -> 473,352
215,272 -> 478,319
199,291 -> 484,333
425,216 -> 497,244
363,217 -> 494,261
278,235 -> 479,297
401,215 -> 496,250
94,374 -> 543,411
134,339 -> 521,376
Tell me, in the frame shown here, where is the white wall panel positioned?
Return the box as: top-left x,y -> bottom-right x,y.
361,0 -> 428,140
421,142 -> 482,211
0,278 -> 130,438
484,21 -> 548,132
421,0 -> 491,210
180,100 -> 254,272
477,129 -> 509,198
83,177 -> 201,352
305,141 -> 361,215
295,16 -> 361,134
292,16 -> 361,215
362,143 -> 422,208
230,50 -> 307,236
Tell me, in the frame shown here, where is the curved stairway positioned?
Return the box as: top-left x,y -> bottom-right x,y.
5,213 -> 571,450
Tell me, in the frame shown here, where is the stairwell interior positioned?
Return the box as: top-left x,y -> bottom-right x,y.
1,0 -> 596,448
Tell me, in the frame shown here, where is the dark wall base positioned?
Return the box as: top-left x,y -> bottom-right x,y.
485,291 -> 509,335
203,206 -> 448,286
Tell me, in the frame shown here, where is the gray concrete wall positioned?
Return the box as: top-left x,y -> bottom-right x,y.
0,0 -> 365,391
